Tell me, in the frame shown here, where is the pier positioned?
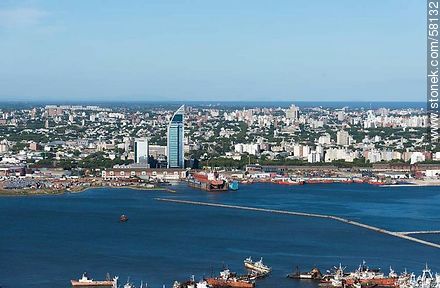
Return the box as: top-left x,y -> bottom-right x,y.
156,198 -> 440,250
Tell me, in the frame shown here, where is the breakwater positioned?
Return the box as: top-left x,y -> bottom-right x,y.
156,198 -> 440,249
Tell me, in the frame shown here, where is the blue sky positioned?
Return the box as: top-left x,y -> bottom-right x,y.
0,0 -> 425,102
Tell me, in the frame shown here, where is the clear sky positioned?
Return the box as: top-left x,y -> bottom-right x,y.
0,0 -> 425,102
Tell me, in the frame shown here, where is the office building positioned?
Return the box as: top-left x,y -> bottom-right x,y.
134,137 -> 149,165
167,105 -> 185,168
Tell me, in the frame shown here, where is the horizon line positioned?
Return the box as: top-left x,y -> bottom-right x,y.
0,99 -> 425,103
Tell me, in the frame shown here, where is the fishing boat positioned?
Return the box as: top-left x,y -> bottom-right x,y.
273,177 -> 305,185
205,269 -> 255,288
173,275 -> 213,288
344,261 -> 398,287
288,267 -> 322,280
320,264 -> 347,287
71,273 -> 118,288
244,257 -> 272,276
415,264 -> 436,288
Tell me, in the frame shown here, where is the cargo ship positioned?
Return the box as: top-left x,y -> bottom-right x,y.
71,273 -> 118,288
188,172 -> 228,192
205,269 -> 255,288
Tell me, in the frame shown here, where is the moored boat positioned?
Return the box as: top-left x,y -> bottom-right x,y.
188,172 -> 229,192
205,269 -> 255,288
244,257 -> 272,276
344,261 -> 397,287
174,275 -> 213,288
320,262 -> 402,288
288,267 -> 322,280
71,273 -> 118,288
273,178 -> 305,185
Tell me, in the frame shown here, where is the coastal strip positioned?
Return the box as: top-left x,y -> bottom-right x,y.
0,186 -> 176,197
156,198 -> 440,250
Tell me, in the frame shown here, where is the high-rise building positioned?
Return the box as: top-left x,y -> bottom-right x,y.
286,104 -> 300,121
167,105 -> 185,168
336,130 -> 350,146
0,140 -> 9,153
134,137 -> 149,165
318,133 -> 331,145
307,151 -> 321,163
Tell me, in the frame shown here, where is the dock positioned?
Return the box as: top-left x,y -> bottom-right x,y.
155,198 -> 440,249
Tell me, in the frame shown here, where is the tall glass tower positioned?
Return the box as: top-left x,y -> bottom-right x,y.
167,105 -> 185,168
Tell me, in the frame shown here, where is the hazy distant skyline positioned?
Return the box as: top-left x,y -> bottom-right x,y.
0,0 -> 424,102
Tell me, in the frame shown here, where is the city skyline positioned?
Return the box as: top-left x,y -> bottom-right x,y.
0,0 -> 424,102
0,2 -> 438,288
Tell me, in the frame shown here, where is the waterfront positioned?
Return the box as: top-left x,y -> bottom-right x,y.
0,183 -> 439,288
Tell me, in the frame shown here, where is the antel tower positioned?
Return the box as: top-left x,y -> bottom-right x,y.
167,105 -> 185,168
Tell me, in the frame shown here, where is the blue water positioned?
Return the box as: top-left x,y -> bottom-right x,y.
0,183 -> 439,288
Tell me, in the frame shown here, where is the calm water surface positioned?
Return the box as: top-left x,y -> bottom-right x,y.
0,183 -> 439,288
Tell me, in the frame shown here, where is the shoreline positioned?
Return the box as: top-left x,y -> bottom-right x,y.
1,179 -> 440,197
0,184 -> 177,197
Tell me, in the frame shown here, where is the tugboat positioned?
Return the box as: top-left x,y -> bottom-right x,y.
71,273 -> 118,287
244,257 -> 271,276
120,215 -> 128,222
205,269 -> 255,288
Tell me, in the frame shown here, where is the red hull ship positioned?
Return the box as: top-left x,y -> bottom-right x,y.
205,278 -> 255,288
367,180 -> 385,186
188,172 -> 228,191
305,179 -> 334,184
274,179 -> 305,185
344,277 -> 397,287
343,262 -> 399,288
205,269 -> 255,288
